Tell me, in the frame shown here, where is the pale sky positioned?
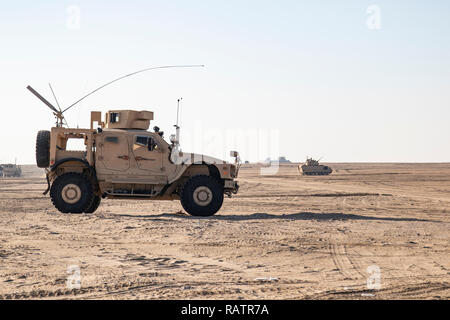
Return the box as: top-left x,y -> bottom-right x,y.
1,0 -> 449,164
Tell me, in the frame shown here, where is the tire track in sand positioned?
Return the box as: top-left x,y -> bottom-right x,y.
329,244 -> 365,280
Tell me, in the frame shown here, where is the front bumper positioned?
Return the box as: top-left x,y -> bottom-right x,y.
224,179 -> 239,195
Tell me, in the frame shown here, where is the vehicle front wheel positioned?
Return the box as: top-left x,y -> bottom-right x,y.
180,175 -> 224,217
50,173 -> 94,214
84,195 -> 101,213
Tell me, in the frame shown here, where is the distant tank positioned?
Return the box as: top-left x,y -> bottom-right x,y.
1,164 -> 22,177
298,158 -> 332,176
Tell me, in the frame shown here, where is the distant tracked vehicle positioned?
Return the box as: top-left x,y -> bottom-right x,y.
298,158 -> 332,176
1,164 -> 22,177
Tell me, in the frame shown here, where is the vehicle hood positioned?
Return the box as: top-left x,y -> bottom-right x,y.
171,152 -> 229,165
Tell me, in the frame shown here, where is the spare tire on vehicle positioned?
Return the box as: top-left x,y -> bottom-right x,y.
36,130 -> 50,168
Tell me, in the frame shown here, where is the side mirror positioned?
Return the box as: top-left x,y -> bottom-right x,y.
230,151 -> 239,157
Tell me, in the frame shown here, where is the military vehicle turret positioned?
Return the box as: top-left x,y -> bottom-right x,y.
298,158 -> 332,176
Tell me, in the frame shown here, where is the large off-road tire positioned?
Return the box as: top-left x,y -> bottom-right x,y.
180,175 -> 224,217
36,130 -> 50,168
50,173 -> 94,214
84,195 -> 101,214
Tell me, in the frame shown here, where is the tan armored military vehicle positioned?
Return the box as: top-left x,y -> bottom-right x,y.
1,164 -> 22,178
28,65 -> 239,216
34,109 -> 240,216
298,158 -> 332,176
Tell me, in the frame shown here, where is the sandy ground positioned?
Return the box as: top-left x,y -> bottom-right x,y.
0,163 -> 448,300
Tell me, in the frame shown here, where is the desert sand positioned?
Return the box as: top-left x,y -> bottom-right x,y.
0,163 -> 448,299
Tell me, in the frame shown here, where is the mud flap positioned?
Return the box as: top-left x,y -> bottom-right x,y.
43,173 -> 50,195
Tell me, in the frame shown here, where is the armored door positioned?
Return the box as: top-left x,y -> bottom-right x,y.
98,133 -> 130,171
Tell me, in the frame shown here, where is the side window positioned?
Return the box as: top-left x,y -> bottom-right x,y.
110,112 -> 119,123
135,136 -> 158,151
109,112 -> 120,123
135,136 -> 148,147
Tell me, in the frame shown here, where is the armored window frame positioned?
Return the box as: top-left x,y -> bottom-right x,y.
135,136 -> 148,147
135,135 -> 158,151
109,112 -> 120,123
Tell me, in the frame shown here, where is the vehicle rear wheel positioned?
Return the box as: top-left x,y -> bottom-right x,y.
180,175 -> 224,217
50,173 -> 94,214
36,130 -> 50,168
84,195 -> 101,213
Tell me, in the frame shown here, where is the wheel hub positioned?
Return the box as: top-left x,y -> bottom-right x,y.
61,184 -> 82,204
193,186 -> 213,206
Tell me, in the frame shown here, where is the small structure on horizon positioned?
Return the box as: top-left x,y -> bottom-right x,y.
259,156 -> 291,164
278,156 -> 291,163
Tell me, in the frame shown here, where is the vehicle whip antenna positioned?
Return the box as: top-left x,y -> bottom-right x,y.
48,83 -> 61,111
62,65 -> 204,114
27,64 -> 204,127
48,83 -> 69,127
176,97 -> 182,127
172,97 -> 183,149
26,85 -> 65,127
